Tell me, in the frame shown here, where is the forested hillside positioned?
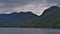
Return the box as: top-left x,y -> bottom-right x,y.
0,6 -> 60,28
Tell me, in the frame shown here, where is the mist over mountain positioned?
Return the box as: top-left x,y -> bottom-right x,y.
0,6 -> 60,28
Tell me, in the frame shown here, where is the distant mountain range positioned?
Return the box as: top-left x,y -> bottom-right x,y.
0,6 -> 60,28
0,12 -> 38,22
0,11 -> 38,27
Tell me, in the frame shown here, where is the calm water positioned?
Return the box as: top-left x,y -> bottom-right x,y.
0,28 -> 60,34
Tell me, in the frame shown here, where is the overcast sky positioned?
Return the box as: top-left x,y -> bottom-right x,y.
0,0 -> 59,16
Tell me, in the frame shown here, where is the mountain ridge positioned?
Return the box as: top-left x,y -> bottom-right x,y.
0,6 -> 60,28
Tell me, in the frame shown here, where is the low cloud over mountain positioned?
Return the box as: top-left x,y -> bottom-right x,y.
0,0 -> 59,16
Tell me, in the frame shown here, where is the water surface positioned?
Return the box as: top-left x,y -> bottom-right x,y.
0,28 -> 60,34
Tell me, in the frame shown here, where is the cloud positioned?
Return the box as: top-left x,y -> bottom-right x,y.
47,0 -> 60,3
0,0 -> 59,16
0,0 -> 35,8
13,3 -> 48,16
47,0 -> 60,6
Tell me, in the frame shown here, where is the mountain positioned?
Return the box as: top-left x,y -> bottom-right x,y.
0,6 -> 60,28
0,12 -> 38,21
37,6 -> 60,28
0,12 -> 38,27
19,6 -> 60,28
41,6 -> 59,16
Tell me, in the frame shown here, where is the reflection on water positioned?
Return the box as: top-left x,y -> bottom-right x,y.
0,28 -> 60,34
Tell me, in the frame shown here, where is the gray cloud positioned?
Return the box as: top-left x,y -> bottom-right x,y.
0,0 -> 35,8
0,0 -> 59,8
47,0 -> 60,6
47,0 -> 60,3
0,0 -> 59,15
0,0 -> 35,3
